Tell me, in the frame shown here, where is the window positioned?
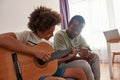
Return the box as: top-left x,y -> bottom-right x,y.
68,0 -> 120,62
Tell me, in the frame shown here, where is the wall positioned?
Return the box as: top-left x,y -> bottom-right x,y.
0,0 -> 60,41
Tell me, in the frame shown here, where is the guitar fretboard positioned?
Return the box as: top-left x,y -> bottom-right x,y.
36,48 -> 72,65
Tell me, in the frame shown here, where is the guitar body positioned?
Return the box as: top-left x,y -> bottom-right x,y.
0,42 -> 58,80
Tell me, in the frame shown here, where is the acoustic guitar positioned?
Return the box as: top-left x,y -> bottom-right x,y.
0,42 -> 72,80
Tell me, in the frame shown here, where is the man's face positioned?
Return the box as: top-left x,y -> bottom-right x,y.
68,20 -> 85,38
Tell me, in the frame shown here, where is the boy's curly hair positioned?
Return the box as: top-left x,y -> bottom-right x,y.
28,6 -> 61,33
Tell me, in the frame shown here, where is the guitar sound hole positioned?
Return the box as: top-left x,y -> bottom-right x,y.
36,58 -> 47,65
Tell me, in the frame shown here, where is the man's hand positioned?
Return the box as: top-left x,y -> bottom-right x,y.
78,47 -> 95,64
79,47 -> 90,58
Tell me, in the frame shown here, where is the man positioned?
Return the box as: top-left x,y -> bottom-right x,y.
54,15 -> 100,80
0,6 -> 87,80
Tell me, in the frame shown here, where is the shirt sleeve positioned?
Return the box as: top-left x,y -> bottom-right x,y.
54,31 -> 68,51
14,31 -> 30,44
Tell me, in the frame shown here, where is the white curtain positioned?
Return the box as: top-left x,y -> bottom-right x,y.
68,0 -> 120,62
113,0 -> 120,29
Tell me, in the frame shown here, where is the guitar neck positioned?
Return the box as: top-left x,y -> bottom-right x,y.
50,48 -> 72,61
36,48 -> 72,65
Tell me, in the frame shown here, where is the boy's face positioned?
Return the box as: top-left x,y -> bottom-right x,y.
68,20 -> 85,38
37,26 -> 55,40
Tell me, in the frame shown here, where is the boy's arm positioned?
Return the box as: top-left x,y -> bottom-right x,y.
0,33 -> 50,62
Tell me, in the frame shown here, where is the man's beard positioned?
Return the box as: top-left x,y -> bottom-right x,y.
66,30 -> 77,39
